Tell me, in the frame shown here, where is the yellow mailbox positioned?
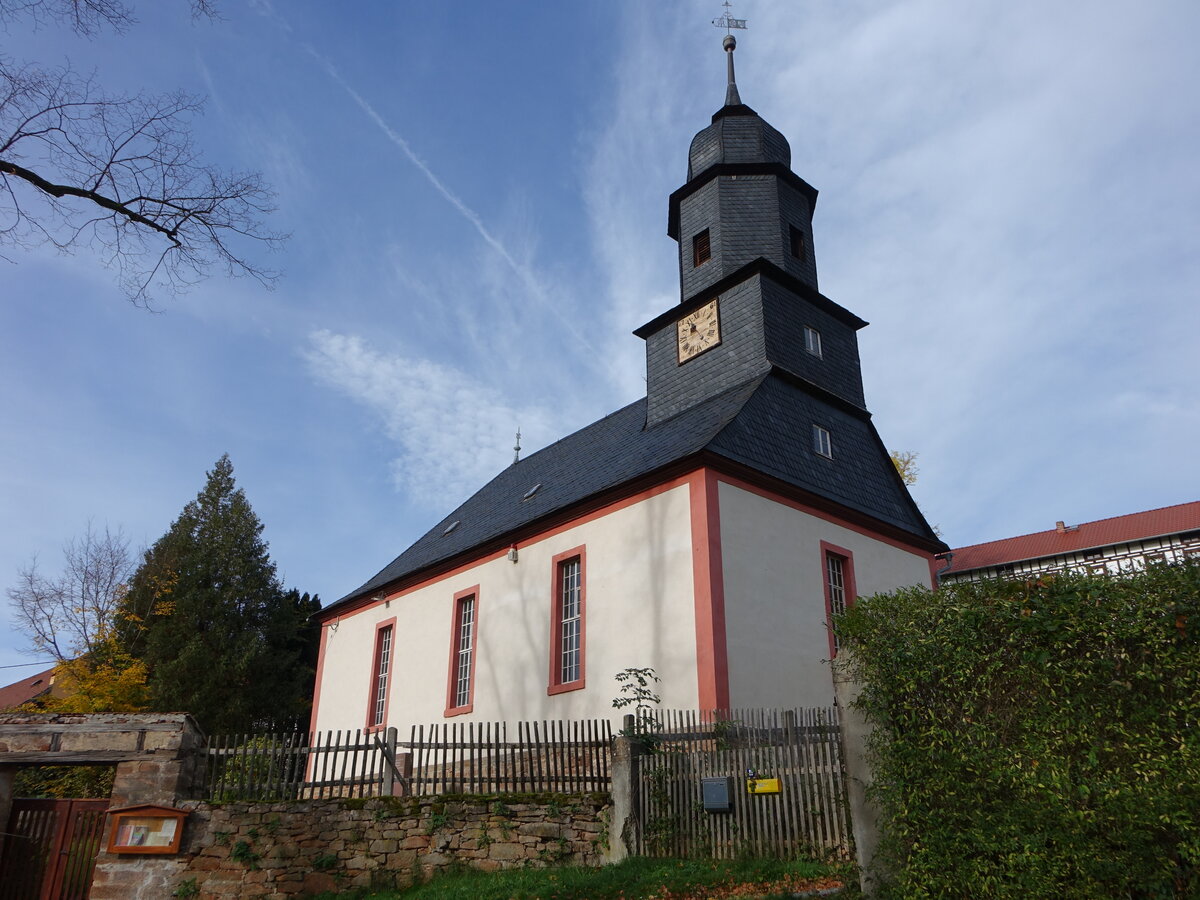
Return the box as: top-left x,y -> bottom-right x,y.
746,777 -> 781,794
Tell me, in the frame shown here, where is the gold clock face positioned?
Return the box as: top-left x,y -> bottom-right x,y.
676,298 -> 721,363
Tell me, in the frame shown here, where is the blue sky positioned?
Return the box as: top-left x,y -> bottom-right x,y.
3,0 -> 1198,672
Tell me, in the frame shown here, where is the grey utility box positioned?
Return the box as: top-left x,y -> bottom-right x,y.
700,775 -> 735,813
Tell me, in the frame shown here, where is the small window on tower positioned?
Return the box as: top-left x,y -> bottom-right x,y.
804,326 -> 822,358
813,425 -> 832,459
789,225 -> 806,261
692,229 -> 711,267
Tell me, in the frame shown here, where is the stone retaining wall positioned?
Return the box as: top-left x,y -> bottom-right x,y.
95,793 -> 611,899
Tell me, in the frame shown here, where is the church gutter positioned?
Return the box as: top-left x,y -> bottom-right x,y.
316,450 -> 947,624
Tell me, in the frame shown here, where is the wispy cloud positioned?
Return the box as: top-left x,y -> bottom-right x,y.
304,330 -> 557,511
300,47 -> 603,368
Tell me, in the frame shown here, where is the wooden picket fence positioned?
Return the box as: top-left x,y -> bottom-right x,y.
631,707 -> 850,859
407,719 -> 612,795
203,731 -> 388,801
202,718 -> 612,801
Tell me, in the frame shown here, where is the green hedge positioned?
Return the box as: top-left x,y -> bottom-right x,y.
838,561 -> 1200,898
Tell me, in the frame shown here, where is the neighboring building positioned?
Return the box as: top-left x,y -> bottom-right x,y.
940,501 -> 1200,584
310,38 -> 945,736
0,667 -> 58,711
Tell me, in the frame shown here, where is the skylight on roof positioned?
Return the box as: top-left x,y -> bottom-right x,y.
442,520 -> 460,535
523,483 -> 543,501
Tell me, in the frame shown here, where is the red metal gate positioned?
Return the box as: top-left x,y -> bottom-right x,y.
0,799 -> 109,900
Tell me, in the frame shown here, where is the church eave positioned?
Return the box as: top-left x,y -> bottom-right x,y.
633,257 -> 867,339
316,451 -> 716,622
667,162 -> 819,240
767,365 -> 870,417
317,437 -> 944,625
698,449 -> 949,555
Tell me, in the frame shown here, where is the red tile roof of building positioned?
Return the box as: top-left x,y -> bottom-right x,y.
948,500 -> 1200,574
0,666 -> 57,710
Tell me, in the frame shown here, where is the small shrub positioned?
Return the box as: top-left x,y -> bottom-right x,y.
230,840 -> 261,869
424,811 -> 449,835
312,852 -> 338,871
613,666 -> 663,750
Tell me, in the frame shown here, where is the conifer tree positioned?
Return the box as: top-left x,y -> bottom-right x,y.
118,455 -> 318,734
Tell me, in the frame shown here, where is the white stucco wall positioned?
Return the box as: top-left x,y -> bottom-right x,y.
717,481 -> 933,709
313,483 -> 698,735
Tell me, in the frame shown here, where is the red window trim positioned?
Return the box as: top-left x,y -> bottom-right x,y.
820,541 -> 856,660
444,586 -> 479,717
365,617 -> 397,732
547,546 -> 587,696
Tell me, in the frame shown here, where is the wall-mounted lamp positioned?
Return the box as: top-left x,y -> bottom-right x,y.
507,545 -> 519,564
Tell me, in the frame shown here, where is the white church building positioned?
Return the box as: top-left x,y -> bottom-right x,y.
309,37 -> 946,737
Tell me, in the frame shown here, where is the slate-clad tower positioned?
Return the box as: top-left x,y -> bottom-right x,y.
310,37 -> 944,736
637,35 -> 898,536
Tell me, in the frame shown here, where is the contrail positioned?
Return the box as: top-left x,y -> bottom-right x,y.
307,53 -> 517,275
249,0 -> 599,358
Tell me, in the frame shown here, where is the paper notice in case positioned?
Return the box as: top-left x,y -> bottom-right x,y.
146,819 -> 177,847
108,806 -> 187,854
114,816 -> 177,848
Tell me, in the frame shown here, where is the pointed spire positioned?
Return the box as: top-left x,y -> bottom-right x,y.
712,2 -> 747,107
723,34 -> 741,106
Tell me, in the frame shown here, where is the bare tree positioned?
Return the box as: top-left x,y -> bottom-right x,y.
0,0 -> 281,305
7,522 -> 135,661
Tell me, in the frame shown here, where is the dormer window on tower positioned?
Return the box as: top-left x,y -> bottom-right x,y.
789,225 -> 806,261
692,229 -> 711,267
813,425 -> 833,459
804,326 -> 822,358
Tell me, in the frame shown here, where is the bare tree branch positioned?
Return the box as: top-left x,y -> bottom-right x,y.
7,523 -> 135,661
0,1 -> 282,305
0,0 -> 133,36
0,1 -> 216,37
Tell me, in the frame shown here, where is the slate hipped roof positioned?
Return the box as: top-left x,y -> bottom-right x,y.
327,371 -> 944,615
947,500 -> 1200,574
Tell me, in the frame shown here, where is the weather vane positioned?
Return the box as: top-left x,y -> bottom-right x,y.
513,427 -> 522,465
712,1 -> 747,35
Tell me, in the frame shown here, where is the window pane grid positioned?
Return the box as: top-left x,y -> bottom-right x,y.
454,597 -> 474,708
559,558 -> 581,684
826,555 -> 846,652
372,626 -> 392,726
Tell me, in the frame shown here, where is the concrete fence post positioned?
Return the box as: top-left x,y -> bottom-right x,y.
604,713 -> 643,864
833,652 -> 884,897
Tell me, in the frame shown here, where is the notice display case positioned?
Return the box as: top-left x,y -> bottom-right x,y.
106,805 -> 187,855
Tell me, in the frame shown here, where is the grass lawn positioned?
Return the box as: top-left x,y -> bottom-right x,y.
322,857 -> 849,899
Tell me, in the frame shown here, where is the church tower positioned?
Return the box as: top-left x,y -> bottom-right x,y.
639,32 -> 868,429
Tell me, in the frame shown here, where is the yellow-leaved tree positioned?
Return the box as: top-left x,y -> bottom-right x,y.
890,449 -> 919,486
5,523 -> 152,796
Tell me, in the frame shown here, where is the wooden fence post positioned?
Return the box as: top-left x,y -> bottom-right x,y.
382,727 -> 397,796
